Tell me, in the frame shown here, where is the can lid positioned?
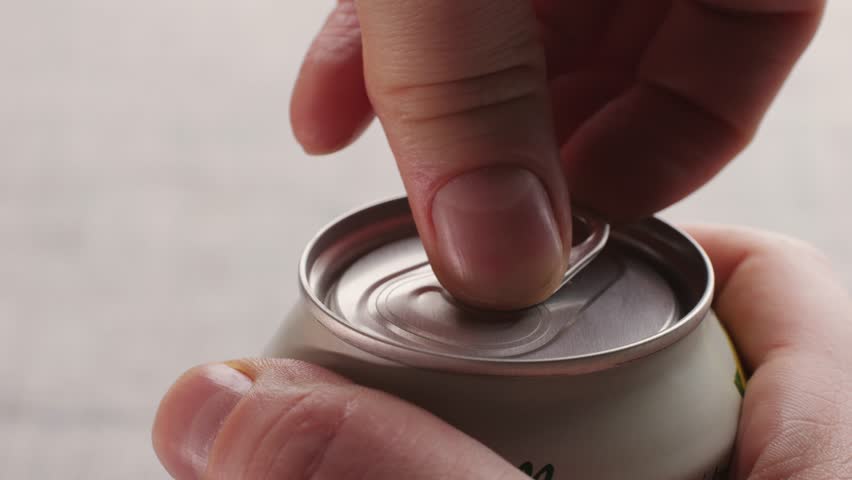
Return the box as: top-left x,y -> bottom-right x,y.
300,197 -> 713,375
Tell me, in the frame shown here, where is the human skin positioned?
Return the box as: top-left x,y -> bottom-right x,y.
289,0 -> 825,309
152,1 -> 850,478
152,226 -> 852,480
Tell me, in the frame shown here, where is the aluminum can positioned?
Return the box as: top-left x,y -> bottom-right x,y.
265,197 -> 745,480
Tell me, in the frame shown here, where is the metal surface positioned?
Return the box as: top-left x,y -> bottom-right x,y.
299,197 -> 714,374
558,212 -> 610,289
265,308 -> 742,479
272,197 -> 737,478
5,1 -> 850,477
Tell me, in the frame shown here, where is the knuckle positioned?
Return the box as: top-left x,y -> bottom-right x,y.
639,78 -> 755,151
284,386 -> 356,436
695,0 -> 826,14
234,384 -> 365,480
740,228 -> 831,267
277,387 -> 360,477
766,233 -> 831,266
378,63 -> 545,125
370,35 -> 546,124
785,239 -> 831,265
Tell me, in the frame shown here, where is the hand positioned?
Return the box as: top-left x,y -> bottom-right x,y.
152,226 -> 852,479
289,0 -> 824,309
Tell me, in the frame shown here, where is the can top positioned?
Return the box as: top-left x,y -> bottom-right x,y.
300,197 -> 713,375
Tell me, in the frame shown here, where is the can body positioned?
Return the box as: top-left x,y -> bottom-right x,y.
269,198 -> 744,479
265,301 -> 743,480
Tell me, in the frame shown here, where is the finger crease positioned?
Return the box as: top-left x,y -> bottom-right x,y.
301,389 -> 361,480
691,0 -> 824,18
638,77 -> 748,145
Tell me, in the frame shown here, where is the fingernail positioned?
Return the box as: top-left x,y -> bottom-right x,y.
431,167 -> 565,309
153,364 -> 252,480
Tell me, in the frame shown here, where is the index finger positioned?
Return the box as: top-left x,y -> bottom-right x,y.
355,0 -> 571,310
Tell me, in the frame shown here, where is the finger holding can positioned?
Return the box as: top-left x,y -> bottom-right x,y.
151,359 -> 526,480
263,201 -> 742,479
687,225 -> 852,480
295,0 -> 573,310
150,224 -> 852,480
290,0 -> 826,312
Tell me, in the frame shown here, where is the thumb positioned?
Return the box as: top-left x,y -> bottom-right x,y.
152,359 -> 525,480
356,0 -> 570,309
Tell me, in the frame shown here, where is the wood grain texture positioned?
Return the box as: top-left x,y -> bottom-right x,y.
0,1 -> 850,478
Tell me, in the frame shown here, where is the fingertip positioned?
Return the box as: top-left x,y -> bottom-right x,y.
684,224 -> 833,292
290,116 -> 340,156
290,2 -> 373,157
291,108 -> 374,156
153,364 -> 252,480
681,224 -> 851,372
429,167 -> 568,310
681,224 -> 755,289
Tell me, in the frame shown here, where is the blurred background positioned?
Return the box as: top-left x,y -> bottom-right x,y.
1,2 -> 850,478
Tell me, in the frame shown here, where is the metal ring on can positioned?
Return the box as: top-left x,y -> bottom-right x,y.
558,211 -> 610,291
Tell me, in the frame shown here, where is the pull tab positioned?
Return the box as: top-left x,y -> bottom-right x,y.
558,211 -> 610,291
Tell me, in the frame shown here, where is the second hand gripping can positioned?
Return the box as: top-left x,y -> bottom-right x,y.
265,197 -> 745,480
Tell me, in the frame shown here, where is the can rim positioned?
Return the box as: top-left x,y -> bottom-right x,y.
298,197 -> 715,376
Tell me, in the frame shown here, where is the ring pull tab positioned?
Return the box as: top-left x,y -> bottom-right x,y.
557,211 -> 610,291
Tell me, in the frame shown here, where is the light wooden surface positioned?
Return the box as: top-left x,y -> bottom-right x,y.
1,2 -> 850,478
